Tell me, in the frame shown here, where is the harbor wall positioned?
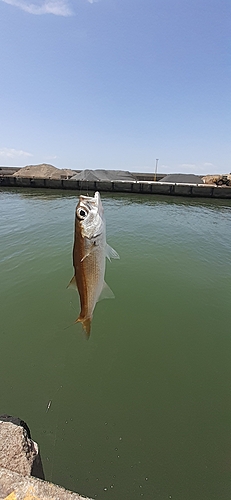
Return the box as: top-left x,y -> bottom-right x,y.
1,176 -> 231,199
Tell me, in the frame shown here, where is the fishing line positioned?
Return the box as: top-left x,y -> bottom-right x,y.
48,295 -> 82,479
63,300 -> 79,331
49,384 -> 63,482
45,383 -> 63,479
46,327 -> 70,483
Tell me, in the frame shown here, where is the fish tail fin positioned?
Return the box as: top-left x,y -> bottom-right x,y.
75,316 -> 92,339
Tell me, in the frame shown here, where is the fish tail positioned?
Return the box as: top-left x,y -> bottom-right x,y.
75,316 -> 92,338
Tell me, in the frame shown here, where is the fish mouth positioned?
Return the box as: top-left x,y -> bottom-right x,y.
78,192 -> 102,213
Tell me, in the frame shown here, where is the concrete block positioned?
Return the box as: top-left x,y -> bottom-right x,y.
61,179 -> 78,190
192,185 -> 213,197
78,181 -> 95,192
95,181 -> 113,192
141,181 -> 154,193
29,178 -> 46,188
45,179 -> 62,189
174,184 -> 193,196
14,177 -> 31,188
151,182 -> 172,194
0,177 -> 14,187
212,186 -> 231,198
131,182 -> 142,193
113,181 -> 133,192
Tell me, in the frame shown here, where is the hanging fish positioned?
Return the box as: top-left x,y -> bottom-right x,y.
68,192 -> 119,337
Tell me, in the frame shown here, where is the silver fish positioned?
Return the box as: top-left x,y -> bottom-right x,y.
69,192 -> 119,337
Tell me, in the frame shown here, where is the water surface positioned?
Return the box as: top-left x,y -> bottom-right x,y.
0,187 -> 231,500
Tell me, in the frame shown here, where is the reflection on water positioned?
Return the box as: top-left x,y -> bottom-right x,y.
0,187 -> 231,500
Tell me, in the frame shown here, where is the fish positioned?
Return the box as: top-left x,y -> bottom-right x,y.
68,191 -> 119,337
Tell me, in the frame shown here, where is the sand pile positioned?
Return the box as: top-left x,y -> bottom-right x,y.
57,168 -> 76,179
13,164 -> 75,179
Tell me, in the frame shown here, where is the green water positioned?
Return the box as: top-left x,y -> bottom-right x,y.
1,187 -> 231,500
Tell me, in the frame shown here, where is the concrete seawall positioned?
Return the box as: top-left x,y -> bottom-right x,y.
1,176 -> 231,199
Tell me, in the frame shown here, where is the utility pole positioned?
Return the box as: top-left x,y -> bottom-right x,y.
154,158 -> 159,181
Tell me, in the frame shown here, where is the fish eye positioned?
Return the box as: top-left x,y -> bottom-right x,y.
77,207 -> 88,220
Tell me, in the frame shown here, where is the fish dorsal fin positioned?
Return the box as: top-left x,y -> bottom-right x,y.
67,276 -> 77,289
106,244 -> 120,262
97,281 -> 115,302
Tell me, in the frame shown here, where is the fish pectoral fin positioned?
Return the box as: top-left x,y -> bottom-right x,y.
80,253 -> 89,262
106,244 -> 120,261
80,244 -> 95,262
97,281 -> 115,302
67,276 -> 77,289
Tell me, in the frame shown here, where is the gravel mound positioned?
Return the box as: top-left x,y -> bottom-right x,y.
160,173 -> 203,184
70,169 -> 136,182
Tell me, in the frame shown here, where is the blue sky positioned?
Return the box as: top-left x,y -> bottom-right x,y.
0,0 -> 230,174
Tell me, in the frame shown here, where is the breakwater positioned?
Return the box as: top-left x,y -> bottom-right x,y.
1,175 -> 231,198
